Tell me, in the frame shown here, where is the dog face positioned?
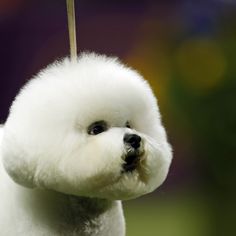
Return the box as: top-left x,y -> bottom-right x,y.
2,53 -> 172,200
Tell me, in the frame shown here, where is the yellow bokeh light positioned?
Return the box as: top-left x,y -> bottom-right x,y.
175,39 -> 227,91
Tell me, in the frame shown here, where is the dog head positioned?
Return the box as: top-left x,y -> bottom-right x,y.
2,53 -> 172,200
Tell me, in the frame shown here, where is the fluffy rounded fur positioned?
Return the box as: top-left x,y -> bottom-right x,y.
0,53 -> 172,235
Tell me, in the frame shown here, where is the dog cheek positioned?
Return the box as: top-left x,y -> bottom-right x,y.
91,134 -> 124,174
143,139 -> 172,192
78,134 -> 125,195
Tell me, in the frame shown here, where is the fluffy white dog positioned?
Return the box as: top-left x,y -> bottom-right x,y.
0,53 -> 172,236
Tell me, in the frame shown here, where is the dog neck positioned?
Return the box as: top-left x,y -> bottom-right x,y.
64,195 -> 113,233
18,188 -> 121,235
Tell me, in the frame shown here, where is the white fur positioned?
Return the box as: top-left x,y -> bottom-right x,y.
0,53 -> 172,235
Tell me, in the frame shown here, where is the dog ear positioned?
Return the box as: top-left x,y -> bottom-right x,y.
1,128 -> 36,188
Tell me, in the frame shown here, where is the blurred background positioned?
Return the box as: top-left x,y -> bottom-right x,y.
0,0 -> 235,235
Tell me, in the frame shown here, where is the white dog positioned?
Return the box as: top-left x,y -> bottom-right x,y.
0,53 -> 172,236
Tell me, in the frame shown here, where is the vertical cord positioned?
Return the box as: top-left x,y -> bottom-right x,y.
66,0 -> 77,62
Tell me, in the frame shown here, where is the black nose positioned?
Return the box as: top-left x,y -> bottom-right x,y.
123,134 -> 141,149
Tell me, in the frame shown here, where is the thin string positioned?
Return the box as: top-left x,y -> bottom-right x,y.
66,0 -> 77,62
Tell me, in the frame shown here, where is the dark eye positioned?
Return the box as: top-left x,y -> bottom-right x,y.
88,121 -> 108,135
126,121 -> 131,129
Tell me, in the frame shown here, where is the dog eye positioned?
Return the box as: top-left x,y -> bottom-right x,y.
88,121 -> 108,135
126,121 -> 131,129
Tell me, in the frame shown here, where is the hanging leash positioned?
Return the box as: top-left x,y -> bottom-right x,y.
66,0 -> 77,62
